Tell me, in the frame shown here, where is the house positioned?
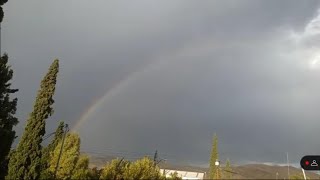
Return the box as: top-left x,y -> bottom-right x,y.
160,169 -> 206,180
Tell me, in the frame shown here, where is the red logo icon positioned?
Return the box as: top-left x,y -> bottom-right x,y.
305,161 -> 310,166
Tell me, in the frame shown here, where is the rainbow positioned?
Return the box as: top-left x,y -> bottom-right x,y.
72,39 -> 207,131
72,55 -> 174,131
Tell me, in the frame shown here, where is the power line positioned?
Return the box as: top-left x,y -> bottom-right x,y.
153,150 -> 158,167
53,124 -> 69,179
43,132 -> 56,141
81,145 -> 177,159
81,149 -> 153,157
153,150 -> 166,167
81,147 -> 154,157
80,149 -> 174,164
89,144 -> 160,156
81,149 -> 181,164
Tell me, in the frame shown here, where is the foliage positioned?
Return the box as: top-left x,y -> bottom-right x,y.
0,54 -> 18,179
6,59 -> 59,180
123,157 -> 162,180
47,132 -> 90,179
0,0 -> 8,22
71,155 -> 91,180
89,167 -> 102,180
100,157 -> 163,180
100,158 -> 130,180
46,122 -> 65,156
168,171 -> 182,180
290,173 -> 309,180
224,158 -> 232,179
209,134 -> 221,179
49,133 -> 80,179
40,121 -> 65,179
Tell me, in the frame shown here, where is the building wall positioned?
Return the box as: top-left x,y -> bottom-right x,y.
160,169 -> 205,180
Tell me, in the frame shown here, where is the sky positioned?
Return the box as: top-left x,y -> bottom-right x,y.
4,0 -> 320,166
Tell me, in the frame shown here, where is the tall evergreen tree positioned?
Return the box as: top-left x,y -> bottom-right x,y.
40,121 -> 64,179
0,54 -> 18,179
0,0 -> 8,23
6,59 -> 59,180
209,134 -> 220,179
224,158 -> 232,179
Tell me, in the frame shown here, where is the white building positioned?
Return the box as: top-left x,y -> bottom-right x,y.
160,169 -> 205,180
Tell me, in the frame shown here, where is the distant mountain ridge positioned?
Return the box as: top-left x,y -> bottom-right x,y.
87,154 -> 320,179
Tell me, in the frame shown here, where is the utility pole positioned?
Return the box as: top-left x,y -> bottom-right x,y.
153,150 -> 166,168
153,150 -> 158,167
53,124 -> 69,179
215,159 -> 220,180
287,152 -> 290,179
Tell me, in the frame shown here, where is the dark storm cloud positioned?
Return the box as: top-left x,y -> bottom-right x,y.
4,0 -> 320,165
78,38 -> 320,165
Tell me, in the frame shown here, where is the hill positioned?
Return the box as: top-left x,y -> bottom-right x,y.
159,163 -> 320,179
232,164 -> 319,179
87,154 -> 320,179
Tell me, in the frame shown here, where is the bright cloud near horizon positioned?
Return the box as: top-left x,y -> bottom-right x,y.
4,0 -> 320,166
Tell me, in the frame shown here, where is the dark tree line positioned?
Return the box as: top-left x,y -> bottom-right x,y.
0,0 -> 8,23
0,54 -> 18,179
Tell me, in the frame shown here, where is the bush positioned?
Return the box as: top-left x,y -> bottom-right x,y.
100,158 -> 130,180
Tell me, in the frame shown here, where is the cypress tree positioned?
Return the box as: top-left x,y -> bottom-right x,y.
209,134 -> 220,179
0,54 -> 18,179
7,59 -> 59,180
224,158 -> 232,179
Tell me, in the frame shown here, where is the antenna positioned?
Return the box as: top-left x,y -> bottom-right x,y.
302,168 -> 306,180
153,150 -> 158,167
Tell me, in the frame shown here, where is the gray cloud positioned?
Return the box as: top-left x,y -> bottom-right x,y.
4,0 -> 320,165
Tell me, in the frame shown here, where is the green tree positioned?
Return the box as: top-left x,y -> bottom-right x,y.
209,134 -> 221,179
0,54 -> 18,179
48,132 -> 90,180
49,133 -> 80,179
6,59 -> 59,180
100,158 -> 130,180
123,157 -> 162,180
0,0 -> 8,22
46,122 -> 65,155
89,167 -> 101,180
167,171 -> 182,180
40,121 -> 65,179
224,158 -> 232,179
71,155 -> 90,180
